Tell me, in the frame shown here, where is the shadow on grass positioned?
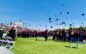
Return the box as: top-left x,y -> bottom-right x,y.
65,46 -> 71,48
65,46 -> 78,49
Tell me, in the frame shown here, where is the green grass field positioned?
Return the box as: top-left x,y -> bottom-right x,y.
13,37 -> 86,54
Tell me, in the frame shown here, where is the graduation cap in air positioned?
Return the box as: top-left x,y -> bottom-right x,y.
56,18 -> 58,21
49,21 -> 52,23
62,21 -> 65,24
49,17 -> 51,20
69,24 -> 72,26
81,13 -> 85,16
50,26 -> 53,28
67,12 -> 69,15
60,12 -> 62,15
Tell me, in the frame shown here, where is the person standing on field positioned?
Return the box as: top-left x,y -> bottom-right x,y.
9,27 -> 16,41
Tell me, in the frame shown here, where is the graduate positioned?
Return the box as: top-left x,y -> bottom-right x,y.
44,29 -> 48,41
9,27 -> 16,41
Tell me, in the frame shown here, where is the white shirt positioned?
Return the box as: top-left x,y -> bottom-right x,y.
2,33 -> 7,38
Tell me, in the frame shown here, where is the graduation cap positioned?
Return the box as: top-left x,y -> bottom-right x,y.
69,24 -> 72,26
67,12 -> 69,15
50,26 -> 53,28
56,18 -> 58,21
60,12 -> 62,15
62,22 -> 65,24
81,13 -> 85,16
49,17 -> 51,20
49,21 -> 52,23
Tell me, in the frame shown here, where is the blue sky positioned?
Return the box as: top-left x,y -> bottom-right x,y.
0,0 -> 86,30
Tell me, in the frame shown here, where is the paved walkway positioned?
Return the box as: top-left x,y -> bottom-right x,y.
0,46 -> 14,54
